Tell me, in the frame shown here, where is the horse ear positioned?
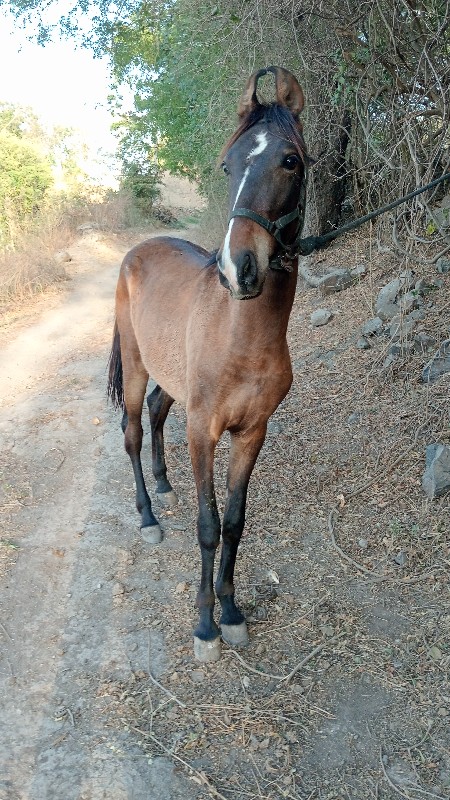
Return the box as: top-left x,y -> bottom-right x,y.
267,66 -> 305,117
237,68 -> 269,119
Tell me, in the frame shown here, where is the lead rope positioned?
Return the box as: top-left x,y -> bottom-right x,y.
297,170 -> 450,256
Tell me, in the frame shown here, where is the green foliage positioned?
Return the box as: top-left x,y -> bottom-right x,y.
0,132 -> 53,246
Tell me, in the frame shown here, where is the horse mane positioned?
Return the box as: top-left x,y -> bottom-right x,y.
220,103 -> 309,167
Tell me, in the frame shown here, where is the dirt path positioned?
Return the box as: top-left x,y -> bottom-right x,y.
0,229 -> 197,800
0,222 -> 449,800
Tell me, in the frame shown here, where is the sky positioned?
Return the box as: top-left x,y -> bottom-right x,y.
0,9 -> 125,185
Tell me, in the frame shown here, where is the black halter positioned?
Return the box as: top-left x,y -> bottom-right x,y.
229,202 -> 306,271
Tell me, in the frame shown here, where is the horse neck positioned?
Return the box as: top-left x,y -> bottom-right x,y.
228,260 -> 298,345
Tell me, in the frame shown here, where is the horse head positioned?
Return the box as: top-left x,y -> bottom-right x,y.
217,66 -> 309,300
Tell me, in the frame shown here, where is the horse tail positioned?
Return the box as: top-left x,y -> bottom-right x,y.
107,320 -> 124,410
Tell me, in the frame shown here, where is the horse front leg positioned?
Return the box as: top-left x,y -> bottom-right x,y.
188,416 -> 221,662
216,425 -> 267,647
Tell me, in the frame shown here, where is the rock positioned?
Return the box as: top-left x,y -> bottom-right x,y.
414,278 -> 428,293
356,337 -> 370,350
413,333 -> 436,353
376,272 -> 415,320
311,308 -> 333,327
399,291 -> 421,313
382,353 -> 398,370
433,207 -> 450,230
268,420 -> 283,434
410,308 -> 426,322
422,340 -> 450,383
377,300 -> 399,321
54,250 -> 72,264
389,316 -> 415,342
77,222 -> 100,233
436,257 -> 450,273
389,343 -> 413,357
376,277 -> 401,308
358,538 -> 368,550
317,269 -> 355,295
422,444 -> 450,499
347,411 -> 362,424
362,316 -> 384,336
393,551 -> 407,566
350,264 -> 367,278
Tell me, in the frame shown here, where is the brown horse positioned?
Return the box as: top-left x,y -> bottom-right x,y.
108,66 -> 309,662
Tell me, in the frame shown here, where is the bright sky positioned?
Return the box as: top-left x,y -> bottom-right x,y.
0,10 -> 124,185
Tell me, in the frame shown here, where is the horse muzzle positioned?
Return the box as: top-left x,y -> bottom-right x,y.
218,249 -> 264,300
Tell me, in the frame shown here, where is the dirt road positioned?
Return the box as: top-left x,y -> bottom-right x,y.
0,230 -> 198,799
1,223 -> 449,800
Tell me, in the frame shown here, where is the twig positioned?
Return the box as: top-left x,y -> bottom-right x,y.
328,508 -> 383,578
124,721 -> 229,800
379,748 -> 412,800
224,633 -> 345,684
147,671 -> 187,709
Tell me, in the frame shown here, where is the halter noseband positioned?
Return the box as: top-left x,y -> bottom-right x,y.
229,198 -> 306,271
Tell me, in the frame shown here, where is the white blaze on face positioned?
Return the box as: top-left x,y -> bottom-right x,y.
220,132 -> 269,292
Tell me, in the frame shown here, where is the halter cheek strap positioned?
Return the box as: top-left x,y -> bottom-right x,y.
229,205 -> 305,270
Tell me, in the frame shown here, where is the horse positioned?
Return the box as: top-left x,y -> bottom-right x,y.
107,66 -> 309,662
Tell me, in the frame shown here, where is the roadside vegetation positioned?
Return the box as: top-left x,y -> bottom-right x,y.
2,1 -> 449,299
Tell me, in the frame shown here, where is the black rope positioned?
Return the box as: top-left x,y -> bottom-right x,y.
297,171 -> 450,255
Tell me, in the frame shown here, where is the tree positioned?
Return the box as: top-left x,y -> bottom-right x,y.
3,0 -> 450,257
0,131 -> 53,246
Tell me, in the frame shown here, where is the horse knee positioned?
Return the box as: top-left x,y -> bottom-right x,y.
197,507 -> 220,551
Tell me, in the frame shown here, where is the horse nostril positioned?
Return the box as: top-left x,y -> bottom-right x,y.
239,252 -> 257,288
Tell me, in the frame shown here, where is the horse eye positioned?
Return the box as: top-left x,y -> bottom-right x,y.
221,162 -> 230,176
282,154 -> 300,171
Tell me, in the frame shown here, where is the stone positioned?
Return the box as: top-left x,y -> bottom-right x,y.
414,278 -> 428,293
410,309 -> 426,322
350,264 -> 368,278
413,333 -> 436,353
436,257 -> 450,273
54,250 -> 72,264
389,343 -> 412,357
377,300 -> 399,321
389,316 -> 415,342
356,337 -> 370,350
362,316 -> 384,336
376,278 -> 401,308
317,269 -> 355,295
311,308 -> 333,327
358,538 -> 368,550
347,412 -> 362,424
422,340 -> 450,383
399,291 -> 421,313
268,420 -> 283,434
383,353 -> 398,370
422,444 -> 450,499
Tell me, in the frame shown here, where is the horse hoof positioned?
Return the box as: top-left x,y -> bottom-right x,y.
221,621 -> 249,647
193,636 -> 221,663
141,524 -> 163,544
157,490 -> 178,508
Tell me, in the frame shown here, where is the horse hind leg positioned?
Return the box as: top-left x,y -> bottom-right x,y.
122,351 -> 162,544
147,385 -> 178,508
